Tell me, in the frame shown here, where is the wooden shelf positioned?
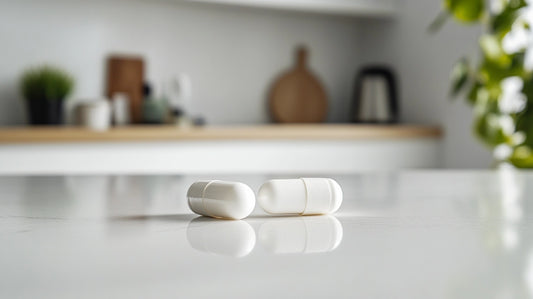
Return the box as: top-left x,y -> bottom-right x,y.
0,125 -> 442,144
182,0 -> 397,18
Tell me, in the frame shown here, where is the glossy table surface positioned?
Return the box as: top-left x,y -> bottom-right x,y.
1,171 -> 533,298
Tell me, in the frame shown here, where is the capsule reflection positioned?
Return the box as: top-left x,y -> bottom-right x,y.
186,217 -> 256,257
258,215 -> 343,254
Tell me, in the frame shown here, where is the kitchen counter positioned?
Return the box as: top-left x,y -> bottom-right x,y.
1,170 -> 531,298
0,124 -> 441,143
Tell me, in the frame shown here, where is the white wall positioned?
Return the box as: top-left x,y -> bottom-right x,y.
358,0 -> 493,168
0,0 -> 494,168
0,0 -> 361,125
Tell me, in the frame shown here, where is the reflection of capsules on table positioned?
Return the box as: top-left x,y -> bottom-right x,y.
186,217 -> 256,257
258,215 -> 343,254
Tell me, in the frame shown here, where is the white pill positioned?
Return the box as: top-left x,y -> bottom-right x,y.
187,180 -> 255,220
258,178 -> 342,215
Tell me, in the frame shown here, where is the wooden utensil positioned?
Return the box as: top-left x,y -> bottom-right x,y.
106,56 -> 144,123
269,47 -> 327,123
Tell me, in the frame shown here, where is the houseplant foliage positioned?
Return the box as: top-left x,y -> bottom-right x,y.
20,66 -> 74,125
434,0 -> 533,167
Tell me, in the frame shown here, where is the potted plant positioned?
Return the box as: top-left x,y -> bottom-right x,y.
433,0 -> 533,167
20,66 -> 74,125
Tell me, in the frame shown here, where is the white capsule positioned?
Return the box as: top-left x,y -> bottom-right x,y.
187,180 -> 255,220
258,178 -> 342,215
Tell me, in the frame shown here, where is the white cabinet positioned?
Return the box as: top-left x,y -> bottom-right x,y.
0,125 -> 441,174
0,139 -> 441,174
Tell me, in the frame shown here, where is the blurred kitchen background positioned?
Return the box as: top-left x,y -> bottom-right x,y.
0,0 -> 500,174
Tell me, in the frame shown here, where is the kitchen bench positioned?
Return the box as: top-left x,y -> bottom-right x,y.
0,170 -> 527,298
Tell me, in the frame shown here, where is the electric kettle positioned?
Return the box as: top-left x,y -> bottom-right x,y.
350,66 -> 399,123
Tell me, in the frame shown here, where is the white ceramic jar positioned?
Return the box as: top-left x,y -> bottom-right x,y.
75,100 -> 111,131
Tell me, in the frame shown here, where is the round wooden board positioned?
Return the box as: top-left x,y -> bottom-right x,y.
269,47 -> 328,123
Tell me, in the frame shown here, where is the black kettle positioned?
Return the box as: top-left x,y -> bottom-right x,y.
350,66 -> 399,123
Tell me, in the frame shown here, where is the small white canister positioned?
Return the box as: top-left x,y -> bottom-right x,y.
75,100 -> 111,131
111,93 -> 130,126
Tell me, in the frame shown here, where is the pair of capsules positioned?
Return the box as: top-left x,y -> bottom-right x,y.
187,178 -> 343,220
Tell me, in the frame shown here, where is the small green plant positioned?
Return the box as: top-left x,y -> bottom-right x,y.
433,0 -> 533,167
20,66 -> 74,102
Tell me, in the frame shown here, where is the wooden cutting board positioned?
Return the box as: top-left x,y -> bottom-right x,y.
106,56 -> 144,123
269,47 -> 327,123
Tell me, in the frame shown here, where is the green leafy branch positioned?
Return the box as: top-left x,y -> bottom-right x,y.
434,0 -> 533,167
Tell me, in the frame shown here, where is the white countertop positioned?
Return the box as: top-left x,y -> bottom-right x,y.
1,170 -> 531,298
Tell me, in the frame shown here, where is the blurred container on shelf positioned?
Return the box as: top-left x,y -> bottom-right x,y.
111,93 -> 130,126
142,83 -> 167,124
165,74 -> 196,127
74,100 -> 111,131
166,74 -> 192,115
106,56 -> 144,124
351,66 -> 399,124
171,109 -> 192,127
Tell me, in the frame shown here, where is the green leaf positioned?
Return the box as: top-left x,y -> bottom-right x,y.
491,0 -> 527,37
429,11 -> 450,33
474,113 -> 508,147
479,35 -> 508,64
478,51 -> 525,87
521,75 -> 533,104
509,146 -> 533,168
514,94 -> 533,148
474,113 -> 511,147
467,82 -> 480,105
450,58 -> 470,97
467,82 -> 491,105
444,0 -> 484,23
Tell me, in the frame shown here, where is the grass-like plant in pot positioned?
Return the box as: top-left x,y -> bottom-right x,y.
433,0 -> 533,167
20,66 -> 74,125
